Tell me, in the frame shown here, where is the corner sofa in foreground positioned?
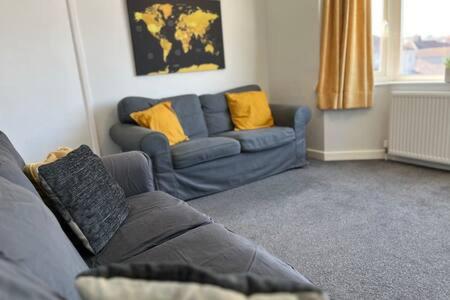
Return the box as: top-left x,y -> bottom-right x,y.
0,131 -> 315,300
111,85 -> 312,200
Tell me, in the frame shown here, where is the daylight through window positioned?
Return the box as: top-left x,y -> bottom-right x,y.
372,0 -> 450,81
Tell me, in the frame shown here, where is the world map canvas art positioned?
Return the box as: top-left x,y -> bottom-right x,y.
127,0 -> 225,76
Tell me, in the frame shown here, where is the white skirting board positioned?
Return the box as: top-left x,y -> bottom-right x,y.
307,149 -> 386,161
388,155 -> 450,171
308,149 -> 450,170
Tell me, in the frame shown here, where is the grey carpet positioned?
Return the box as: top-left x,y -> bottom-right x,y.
190,160 -> 450,300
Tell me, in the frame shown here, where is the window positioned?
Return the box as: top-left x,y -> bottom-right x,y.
372,0 -> 385,73
372,0 -> 450,82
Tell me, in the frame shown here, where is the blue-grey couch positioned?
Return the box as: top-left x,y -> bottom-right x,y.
111,85 -> 311,200
0,131 -> 315,299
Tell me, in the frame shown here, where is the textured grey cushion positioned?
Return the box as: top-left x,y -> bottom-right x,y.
38,145 -> 128,254
0,254 -> 63,300
96,191 -> 211,265
199,85 -> 261,135
0,177 -> 88,300
171,137 -> 241,169
219,127 -> 296,153
118,95 -> 208,139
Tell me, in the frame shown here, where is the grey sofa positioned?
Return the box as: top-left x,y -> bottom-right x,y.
0,131 -> 314,300
111,85 -> 312,200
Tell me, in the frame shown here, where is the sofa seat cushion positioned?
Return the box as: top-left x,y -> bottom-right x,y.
121,223 -> 312,285
171,137 -> 241,169
96,191 -> 212,265
219,127 -> 295,153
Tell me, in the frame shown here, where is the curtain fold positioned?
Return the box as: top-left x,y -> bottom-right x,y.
317,0 -> 374,110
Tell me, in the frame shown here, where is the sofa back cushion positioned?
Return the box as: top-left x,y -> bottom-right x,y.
118,95 -> 208,139
0,131 -> 25,167
0,253 -> 63,300
0,132 -> 88,300
199,85 -> 261,135
0,132 -> 39,196
0,177 -> 88,300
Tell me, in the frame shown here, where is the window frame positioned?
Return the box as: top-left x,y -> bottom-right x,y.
374,0 -> 446,83
373,0 -> 389,80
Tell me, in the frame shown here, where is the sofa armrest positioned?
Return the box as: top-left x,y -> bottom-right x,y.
110,124 -> 174,187
102,152 -> 154,197
270,104 -> 312,130
270,104 -> 311,165
110,124 -> 170,156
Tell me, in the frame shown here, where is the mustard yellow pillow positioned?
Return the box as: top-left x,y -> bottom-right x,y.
24,147 -> 73,196
226,91 -> 275,131
130,101 -> 189,146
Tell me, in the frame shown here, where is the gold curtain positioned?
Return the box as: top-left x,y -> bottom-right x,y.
317,0 -> 374,110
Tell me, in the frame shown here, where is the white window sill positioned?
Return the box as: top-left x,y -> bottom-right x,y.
375,80 -> 449,87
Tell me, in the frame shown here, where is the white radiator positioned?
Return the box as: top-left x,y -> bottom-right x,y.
389,91 -> 450,167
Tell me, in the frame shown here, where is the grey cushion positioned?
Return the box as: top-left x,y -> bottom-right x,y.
219,127 -> 296,153
0,177 -> 88,300
199,85 -> 261,135
118,95 -> 208,139
39,145 -> 128,254
171,137 -> 241,169
96,191 -> 211,265
0,254 -> 63,300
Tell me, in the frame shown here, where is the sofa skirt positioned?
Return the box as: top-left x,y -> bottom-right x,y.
155,141 -> 307,200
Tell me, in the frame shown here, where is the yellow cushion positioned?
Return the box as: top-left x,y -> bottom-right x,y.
130,101 -> 189,146
24,147 -> 73,196
226,91 -> 275,131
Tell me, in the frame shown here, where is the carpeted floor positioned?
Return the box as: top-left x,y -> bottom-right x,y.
190,160 -> 450,300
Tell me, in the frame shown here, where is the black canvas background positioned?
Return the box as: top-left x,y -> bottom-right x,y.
127,0 -> 225,75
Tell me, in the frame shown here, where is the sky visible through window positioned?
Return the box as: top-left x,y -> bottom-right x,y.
372,0 -> 384,38
372,0 -> 384,72
372,0 -> 450,76
402,0 -> 450,37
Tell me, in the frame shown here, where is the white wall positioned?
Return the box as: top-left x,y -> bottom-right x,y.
263,0 -> 450,160
265,0 -> 388,158
324,83 -> 450,157
73,0 -> 270,155
324,86 -> 391,156
0,0 -> 92,162
4,1 -> 446,161
265,0 -> 324,151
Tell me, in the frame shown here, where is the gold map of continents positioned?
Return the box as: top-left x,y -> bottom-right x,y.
128,1 -> 225,75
